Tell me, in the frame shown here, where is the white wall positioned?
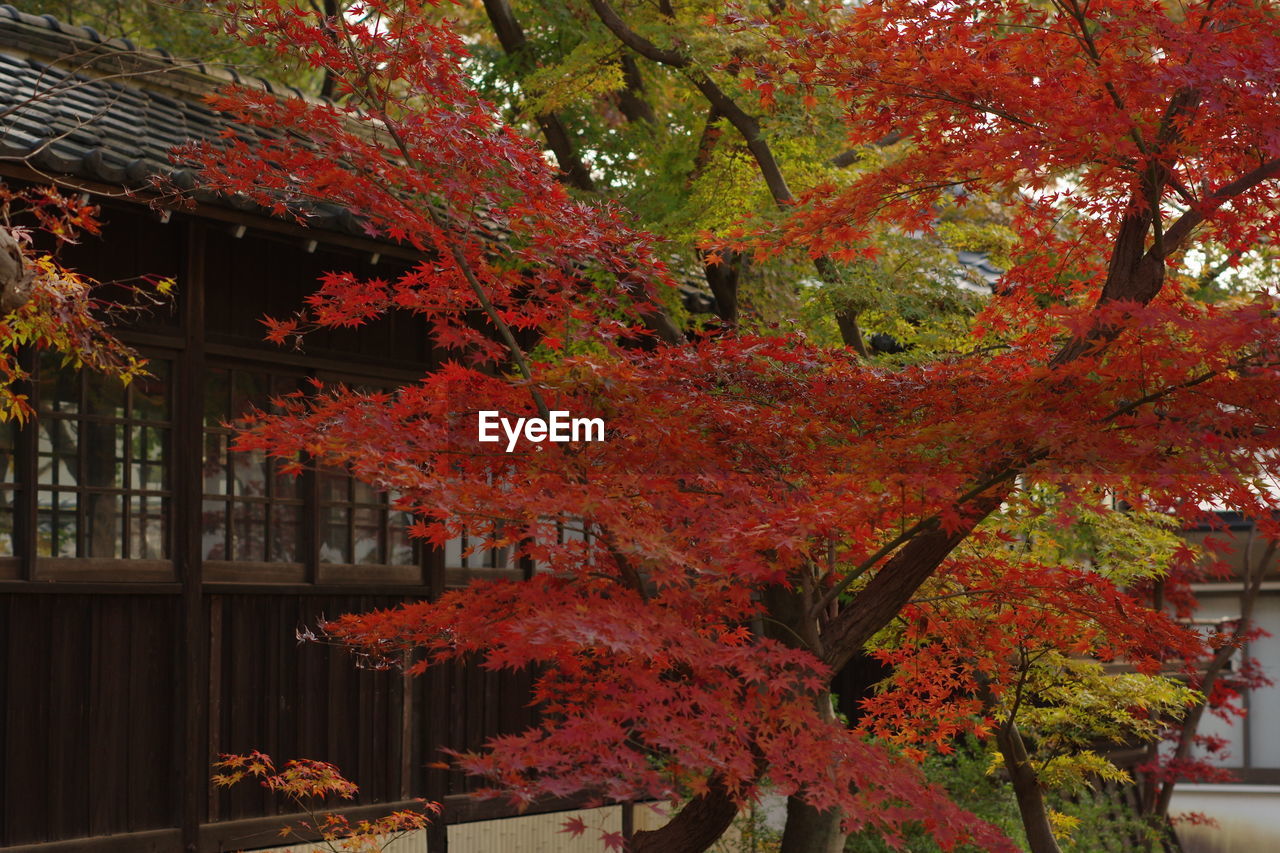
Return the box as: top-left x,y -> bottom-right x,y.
1182,591 -> 1280,769
1171,785 -> 1280,853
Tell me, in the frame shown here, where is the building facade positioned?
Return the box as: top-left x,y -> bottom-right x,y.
0,7 -> 554,851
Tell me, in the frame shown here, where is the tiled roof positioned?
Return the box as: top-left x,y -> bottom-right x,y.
0,4 -> 365,233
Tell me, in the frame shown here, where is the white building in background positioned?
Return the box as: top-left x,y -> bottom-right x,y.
1173,515 -> 1280,852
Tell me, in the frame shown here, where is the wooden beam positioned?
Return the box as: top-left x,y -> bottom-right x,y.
177,220 -> 208,853
0,163 -> 425,264
0,828 -> 181,853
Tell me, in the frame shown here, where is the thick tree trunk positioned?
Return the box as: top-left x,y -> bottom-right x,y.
779,796 -> 845,853
628,782 -> 738,853
779,688 -> 847,853
996,721 -> 1061,853
835,309 -> 869,356
823,492 -> 1008,671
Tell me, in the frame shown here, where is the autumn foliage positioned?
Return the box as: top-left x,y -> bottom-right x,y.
0,185 -> 170,422
179,0 -> 1280,850
213,751 -> 437,852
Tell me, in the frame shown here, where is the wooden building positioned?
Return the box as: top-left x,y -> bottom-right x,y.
0,7 -> 563,851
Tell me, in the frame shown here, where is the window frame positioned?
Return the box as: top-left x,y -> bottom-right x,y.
26,346 -> 179,582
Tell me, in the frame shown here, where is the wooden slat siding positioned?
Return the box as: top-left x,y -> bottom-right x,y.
359,599 -> 389,800
223,595 -> 263,821
132,598 -> 176,832
48,596 -> 89,841
201,228 -> 419,368
339,598 -> 363,792
501,667 -> 537,756
87,598 -> 127,836
423,550 -> 450,852
205,596 -> 223,824
458,660 -> 478,796
325,601 -> 350,798
263,597 -> 283,806
383,623 -> 401,799
276,597 -> 299,795
1,595 -> 179,846
477,667 -> 495,786
0,589 -> 551,850
365,601 -> 388,795
132,596 -> 181,836
256,596 -> 282,820
294,595 -> 325,808
206,594 -> 418,823
468,661 -> 488,793
367,632 -> 391,799
424,662 -> 450,852
444,655 -> 463,797
397,659 -> 412,801
4,594 -> 50,843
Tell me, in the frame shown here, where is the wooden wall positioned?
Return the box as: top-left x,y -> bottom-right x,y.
0,591 -> 541,851
0,198 -> 544,852
1,593 -> 179,845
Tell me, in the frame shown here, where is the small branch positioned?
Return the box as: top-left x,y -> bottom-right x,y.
827,130 -> 905,168
481,0 -> 598,191
1159,158 -> 1280,258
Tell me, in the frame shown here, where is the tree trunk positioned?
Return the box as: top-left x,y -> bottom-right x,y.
996,720 -> 1061,853
823,491 -> 1008,671
779,687 -> 847,853
779,795 -> 845,853
628,782 -> 739,853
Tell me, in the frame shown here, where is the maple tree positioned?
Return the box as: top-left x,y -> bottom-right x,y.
859,500 -> 1208,850
213,751 -> 437,852
162,0 -> 1280,850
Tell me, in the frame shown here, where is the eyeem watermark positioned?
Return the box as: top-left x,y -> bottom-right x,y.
477,410 -> 605,452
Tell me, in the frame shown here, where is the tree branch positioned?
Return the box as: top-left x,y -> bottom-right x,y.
481,0 -> 598,192
1159,158 -> 1280,259
587,0 -> 879,351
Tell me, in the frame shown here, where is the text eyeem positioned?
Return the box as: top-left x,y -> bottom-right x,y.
477,410 -> 605,452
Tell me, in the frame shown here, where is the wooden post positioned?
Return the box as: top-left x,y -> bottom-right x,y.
178,220 -> 208,853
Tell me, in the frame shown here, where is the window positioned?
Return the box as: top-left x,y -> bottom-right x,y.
203,365 -> 421,582
318,470 -> 415,566
35,353 -> 171,560
0,421 -> 14,557
201,366 -> 302,564
444,520 -> 520,587
15,352 -> 430,584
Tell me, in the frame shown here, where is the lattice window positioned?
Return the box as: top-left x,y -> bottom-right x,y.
443,522 -> 514,574
0,422 -> 15,557
34,353 -> 171,559
201,366 -> 303,563
317,471 -> 415,566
